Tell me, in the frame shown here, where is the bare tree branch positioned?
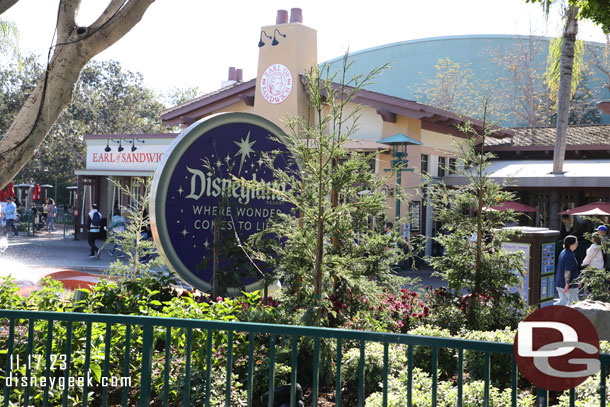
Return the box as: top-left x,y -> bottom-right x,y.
57,0 -> 80,44
83,0 -> 154,56
0,0 -> 155,188
0,0 -> 19,15
89,0 -> 126,31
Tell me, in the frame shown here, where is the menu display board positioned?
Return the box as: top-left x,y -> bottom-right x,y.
541,242 -> 555,275
502,242 -> 531,303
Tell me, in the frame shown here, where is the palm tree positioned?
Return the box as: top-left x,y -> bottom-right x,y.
552,4 -> 579,174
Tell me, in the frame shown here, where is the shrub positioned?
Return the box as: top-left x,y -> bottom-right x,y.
459,327 -> 515,389
0,276 -> 23,309
407,325 -> 457,380
365,367 -> 536,407
342,342 -> 408,397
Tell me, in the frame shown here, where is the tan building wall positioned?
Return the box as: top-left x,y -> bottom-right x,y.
254,22 -> 317,130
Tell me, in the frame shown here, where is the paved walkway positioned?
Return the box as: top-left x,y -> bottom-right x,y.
0,229 -> 117,273
0,229 -> 446,292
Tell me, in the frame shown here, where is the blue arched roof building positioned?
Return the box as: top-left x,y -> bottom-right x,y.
325,35 -> 609,127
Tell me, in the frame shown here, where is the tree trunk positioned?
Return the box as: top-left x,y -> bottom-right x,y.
0,0 -> 154,188
552,5 -> 578,175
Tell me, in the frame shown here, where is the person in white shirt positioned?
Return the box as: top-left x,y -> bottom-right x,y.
582,233 -> 605,270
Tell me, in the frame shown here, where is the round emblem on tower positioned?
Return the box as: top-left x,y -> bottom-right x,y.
260,64 -> 292,104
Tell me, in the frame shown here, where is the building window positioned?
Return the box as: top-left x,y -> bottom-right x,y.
449,158 -> 457,174
438,157 -> 446,177
420,154 -> 428,174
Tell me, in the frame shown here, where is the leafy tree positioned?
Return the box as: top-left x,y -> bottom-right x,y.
5,59 -> 166,204
105,176 -> 164,279
0,0 -> 155,189
424,114 -> 527,330
410,57 -> 506,123
525,0 -> 610,174
239,54 -> 410,327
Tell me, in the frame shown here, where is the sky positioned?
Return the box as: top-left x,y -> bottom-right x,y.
3,0 -> 609,97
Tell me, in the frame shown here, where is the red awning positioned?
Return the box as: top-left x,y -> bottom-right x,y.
490,201 -> 539,213
558,201 -> 610,216
6,182 -> 14,198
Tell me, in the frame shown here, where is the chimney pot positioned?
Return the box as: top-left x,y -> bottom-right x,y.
228,67 -> 236,81
276,9 -> 289,24
236,69 -> 243,82
289,8 -> 303,23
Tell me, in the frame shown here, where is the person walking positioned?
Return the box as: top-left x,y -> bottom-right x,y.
2,196 -> 18,237
555,235 -> 581,306
107,208 -> 126,257
46,198 -> 56,232
87,204 -> 102,258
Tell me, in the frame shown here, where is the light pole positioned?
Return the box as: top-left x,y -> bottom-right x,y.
378,133 -> 422,228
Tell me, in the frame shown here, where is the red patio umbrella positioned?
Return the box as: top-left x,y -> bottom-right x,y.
490,201 -> 539,213
558,201 -> 610,216
33,184 -> 42,201
0,189 -> 6,201
6,182 -> 14,198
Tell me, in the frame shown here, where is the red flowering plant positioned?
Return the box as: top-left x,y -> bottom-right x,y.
350,289 -> 430,334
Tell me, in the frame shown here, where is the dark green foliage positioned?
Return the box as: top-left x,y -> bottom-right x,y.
0,57 -> 167,203
239,54 -> 414,328
424,122 -> 528,331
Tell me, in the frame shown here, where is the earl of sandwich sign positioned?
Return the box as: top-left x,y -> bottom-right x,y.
151,113 -> 295,294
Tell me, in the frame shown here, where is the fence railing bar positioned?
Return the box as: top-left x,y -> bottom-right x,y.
42,319 -> 54,407
511,355 -> 517,407
336,338 -> 343,407
601,362 -> 607,407
205,330 -> 213,407
225,331 -> 234,407
484,351 -> 490,407
536,387 -> 548,407
358,340 -> 366,407
121,324 -> 132,407
101,323 -> 112,407
313,337 -> 320,407
62,321 -> 73,407
0,310 -> 516,353
81,321 -> 93,407
2,318 -> 15,407
23,319 -> 34,406
140,324 -> 154,407
458,348 -> 463,407
182,327 -> 193,406
268,335 -> 276,407
163,327 -> 171,407
407,344 -> 413,407
247,332 -> 255,407
383,342 -> 389,407
290,336 -> 298,407
432,346 -> 438,407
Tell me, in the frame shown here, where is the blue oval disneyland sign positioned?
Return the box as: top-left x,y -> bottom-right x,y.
151,113 -> 295,294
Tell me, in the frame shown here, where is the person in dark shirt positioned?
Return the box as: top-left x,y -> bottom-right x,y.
555,235 -> 580,305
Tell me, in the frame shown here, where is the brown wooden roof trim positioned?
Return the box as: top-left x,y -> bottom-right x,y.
487,144 -> 610,152
160,79 -> 256,126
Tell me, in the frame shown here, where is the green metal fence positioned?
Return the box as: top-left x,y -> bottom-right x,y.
0,309 -> 608,407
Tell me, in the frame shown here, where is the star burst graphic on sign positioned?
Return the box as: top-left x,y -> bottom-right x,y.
234,131 -> 257,175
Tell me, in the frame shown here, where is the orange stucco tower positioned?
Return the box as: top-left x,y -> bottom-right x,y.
253,8 -> 317,129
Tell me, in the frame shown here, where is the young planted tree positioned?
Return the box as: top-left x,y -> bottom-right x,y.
424,116 -> 528,330
106,176 -> 164,280
240,54 -> 410,327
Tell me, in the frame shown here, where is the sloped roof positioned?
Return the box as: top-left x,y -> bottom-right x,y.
159,76 -> 514,138
486,125 -> 610,148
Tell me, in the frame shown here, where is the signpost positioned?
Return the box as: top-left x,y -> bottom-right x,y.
151,113 -> 295,295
